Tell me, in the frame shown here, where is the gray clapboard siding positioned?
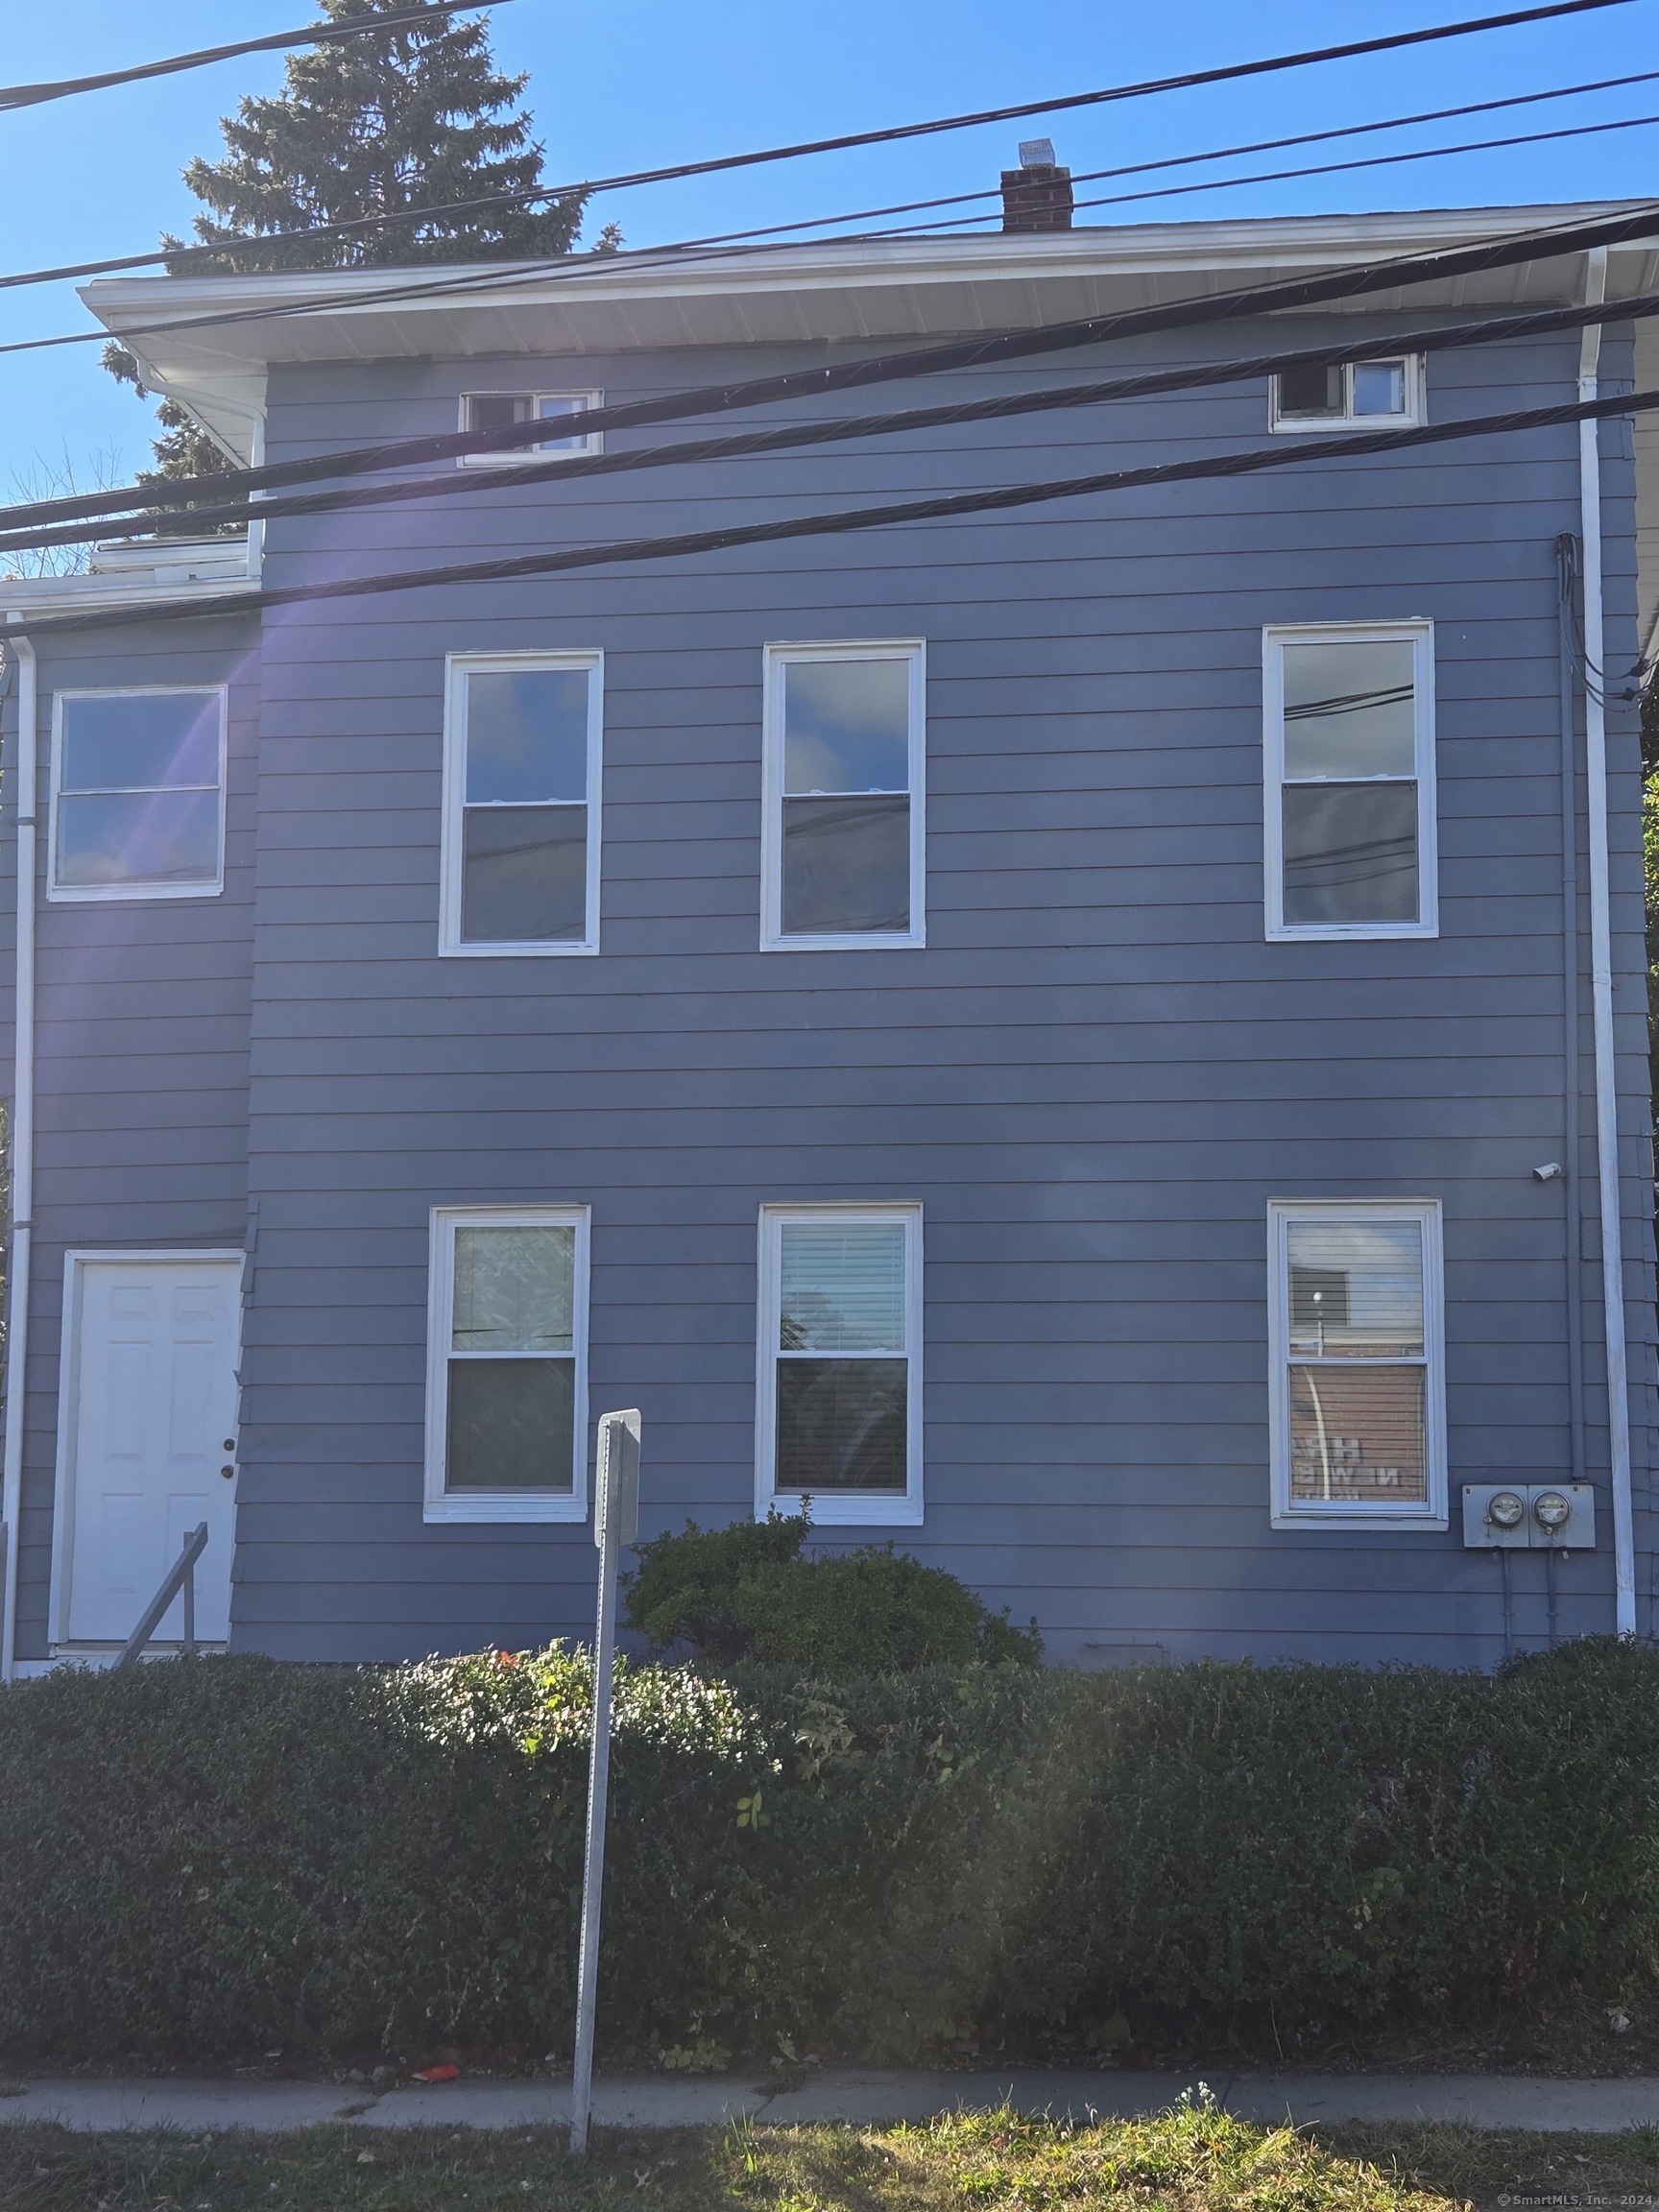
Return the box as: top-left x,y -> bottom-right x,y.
0,621 -> 258,1656
3,305 -> 1650,1665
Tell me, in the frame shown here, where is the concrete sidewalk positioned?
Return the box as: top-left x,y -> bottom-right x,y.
5,2067 -> 1659,2134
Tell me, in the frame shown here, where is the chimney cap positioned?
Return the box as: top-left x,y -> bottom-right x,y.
1018,136 -> 1057,167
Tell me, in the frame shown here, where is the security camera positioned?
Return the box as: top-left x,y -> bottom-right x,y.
1532,1163 -> 1565,1183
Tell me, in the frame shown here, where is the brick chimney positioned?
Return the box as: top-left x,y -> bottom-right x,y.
1000,138 -> 1073,233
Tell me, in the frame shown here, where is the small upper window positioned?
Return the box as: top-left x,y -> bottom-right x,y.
1262,623 -> 1436,941
1268,1200 -> 1446,1528
441,653 -> 603,956
49,688 -> 226,902
761,641 -> 926,950
1270,355 -> 1422,432
458,391 -> 602,463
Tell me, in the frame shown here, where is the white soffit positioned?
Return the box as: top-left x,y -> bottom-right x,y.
84,204 -> 1659,453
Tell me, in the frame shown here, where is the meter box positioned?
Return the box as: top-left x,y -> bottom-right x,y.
1461,1484 -> 1596,1550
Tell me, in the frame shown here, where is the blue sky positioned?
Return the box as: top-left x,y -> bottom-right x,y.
1,0 -> 1657,493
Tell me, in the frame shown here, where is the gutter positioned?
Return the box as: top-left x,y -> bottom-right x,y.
1577,246 -> 1640,1637
0,632 -> 36,1682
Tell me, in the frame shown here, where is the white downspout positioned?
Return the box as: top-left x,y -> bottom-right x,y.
1,633 -> 36,1682
1577,247 -> 1639,1637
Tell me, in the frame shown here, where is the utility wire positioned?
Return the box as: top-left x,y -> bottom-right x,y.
6,195 -> 1656,534
874,103 -> 1659,236
0,1 -> 515,114
4,381 -> 1651,641
13,71 -> 1659,373
11,111 -> 1659,381
6,40 -> 1654,294
10,287 -> 1659,558
717,68 -> 1659,250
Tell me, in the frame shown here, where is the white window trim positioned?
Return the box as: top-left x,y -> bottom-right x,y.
457,390 -> 604,465
47,685 -> 228,903
423,1204 -> 591,1525
1262,619 -> 1437,943
440,649 -> 604,958
755,1201 -> 924,1527
1269,354 -> 1425,433
760,638 -> 926,952
1267,1198 -> 1447,1530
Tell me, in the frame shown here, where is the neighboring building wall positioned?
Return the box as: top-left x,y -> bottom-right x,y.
215,316 -> 1653,1666
0,616 -> 257,1659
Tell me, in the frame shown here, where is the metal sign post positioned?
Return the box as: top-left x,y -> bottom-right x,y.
568,1407 -> 640,2161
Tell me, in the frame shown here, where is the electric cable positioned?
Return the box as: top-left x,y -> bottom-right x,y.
874,103 -> 1659,236
13,142 -> 1659,404
4,379 -> 1652,640
0,1 -> 516,114
12,99 -> 1659,387
8,194 -> 1657,538
10,287 -> 1659,559
10,52 -> 1658,294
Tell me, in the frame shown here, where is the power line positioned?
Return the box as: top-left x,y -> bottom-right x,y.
10,58 -> 1659,297
759,68 -> 1659,246
4,382 -> 1650,640
12,286 -> 1659,558
3,26 -> 1654,367
6,195 -> 1655,536
877,103 -> 1659,237
0,1 -> 516,115
11,110 -> 1659,385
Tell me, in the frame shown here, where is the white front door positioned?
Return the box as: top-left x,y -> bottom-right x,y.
57,1254 -> 242,1648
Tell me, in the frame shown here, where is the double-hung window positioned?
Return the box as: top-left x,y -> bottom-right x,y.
1269,355 -> 1423,431
49,688 -> 226,901
756,1204 -> 923,1525
458,391 -> 603,462
761,640 -> 925,949
441,652 -> 602,955
1267,1200 -> 1446,1528
424,1206 -> 589,1523
1263,622 -> 1435,939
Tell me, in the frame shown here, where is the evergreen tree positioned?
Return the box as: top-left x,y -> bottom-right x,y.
108,0 -> 602,492
176,0 -> 589,271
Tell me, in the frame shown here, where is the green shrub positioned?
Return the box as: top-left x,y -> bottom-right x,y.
1,1639 -> 1657,2062
622,1510 -> 1042,1669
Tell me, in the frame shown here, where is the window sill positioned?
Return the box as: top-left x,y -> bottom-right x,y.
760,931 -> 926,953
458,448 -> 601,467
1269,416 -> 1422,435
767,1491 -> 924,1527
424,1494 -> 588,1525
438,940 -> 599,958
47,880 -> 223,903
1271,1506 -> 1448,1531
1266,922 -> 1437,943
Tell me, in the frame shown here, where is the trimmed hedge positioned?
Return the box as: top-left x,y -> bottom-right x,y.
2,1638 -> 1658,2061
624,1511 -> 1043,1670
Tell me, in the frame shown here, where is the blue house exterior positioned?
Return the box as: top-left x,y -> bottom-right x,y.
0,200 -> 1654,1673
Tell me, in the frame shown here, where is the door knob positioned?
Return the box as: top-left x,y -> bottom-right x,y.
220,1465 -> 235,1479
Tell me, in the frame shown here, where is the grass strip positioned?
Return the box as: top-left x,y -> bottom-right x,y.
3,2100 -> 1658,2212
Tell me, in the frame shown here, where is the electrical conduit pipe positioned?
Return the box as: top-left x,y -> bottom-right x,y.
1,632 -> 35,1681
1576,246 -> 1639,1637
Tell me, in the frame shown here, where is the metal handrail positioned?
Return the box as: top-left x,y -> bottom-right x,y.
116,1522 -> 208,1669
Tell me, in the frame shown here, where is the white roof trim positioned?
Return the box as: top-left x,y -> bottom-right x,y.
78,203 -> 1659,466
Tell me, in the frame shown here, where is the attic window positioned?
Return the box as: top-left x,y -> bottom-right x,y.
1269,356 -> 1422,432
458,391 -> 603,464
